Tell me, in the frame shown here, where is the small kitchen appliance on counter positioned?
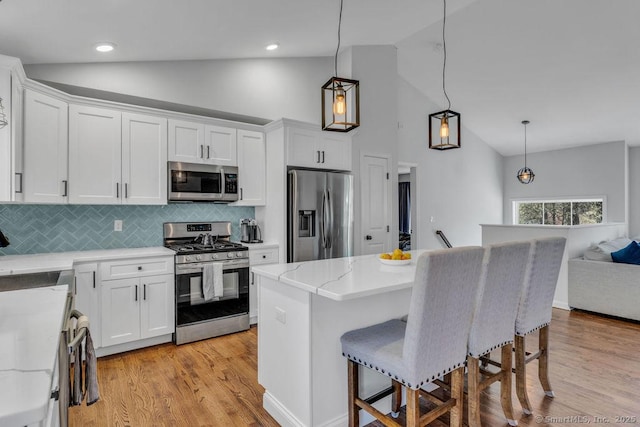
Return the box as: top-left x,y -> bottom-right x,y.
240,218 -> 263,243
163,221 -> 250,345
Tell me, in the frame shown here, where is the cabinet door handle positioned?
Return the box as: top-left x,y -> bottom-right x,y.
125,183 -> 128,199
251,272 -> 255,285
92,271 -> 96,288
135,285 -> 138,301
200,145 -> 204,158
62,180 -> 68,197
116,182 -> 120,198
321,151 -> 325,164
138,266 -> 142,271
15,173 -> 23,194
74,277 -> 77,295
240,188 -> 243,200
316,150 -> 321,163
207,146 -> 211,159
143,284 -> 147,300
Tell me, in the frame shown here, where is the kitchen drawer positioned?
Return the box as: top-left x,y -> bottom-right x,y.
100,256 -> 174,281
249,247 -> 279,265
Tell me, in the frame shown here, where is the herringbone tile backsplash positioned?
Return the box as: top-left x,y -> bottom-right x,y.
0,203 -> 255,255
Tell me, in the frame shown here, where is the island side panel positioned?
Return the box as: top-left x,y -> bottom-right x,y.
310,288 -> 413,427
258,275 -> 313,427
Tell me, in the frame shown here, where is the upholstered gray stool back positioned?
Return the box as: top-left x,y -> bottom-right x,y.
402,246 -> 485,386
515,237 -> 567,336
468,240 -> 532,357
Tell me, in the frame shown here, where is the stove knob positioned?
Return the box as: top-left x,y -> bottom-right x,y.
212,253 -> 219,260
196,255 -> 202,261
185,256 -> 191,262
227,252 -> 234,258
236,252 -> 244,258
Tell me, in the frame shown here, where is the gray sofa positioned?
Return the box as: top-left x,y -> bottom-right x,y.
568,257 -> 640,321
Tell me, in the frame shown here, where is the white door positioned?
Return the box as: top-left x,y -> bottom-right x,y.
168,119 -> 205,163
23,90 -> 68,203
204,125 -> 237,165
140,274 -> 175,339
122,113 -> 167,205
68,105 -> 122,204
101,278 -> 140,347
235,130 -> 266,206
360,154 -> 391,255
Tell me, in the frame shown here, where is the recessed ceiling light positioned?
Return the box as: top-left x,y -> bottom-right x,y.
265,43 -> 279,51
95,42 -> 116,53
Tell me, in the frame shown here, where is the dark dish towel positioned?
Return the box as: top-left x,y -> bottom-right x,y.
71,342 -> 83,406
84,329 -> 100,405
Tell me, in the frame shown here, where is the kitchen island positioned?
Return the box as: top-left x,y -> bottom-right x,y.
252,250 -> 427,427
0,285 -> 69,426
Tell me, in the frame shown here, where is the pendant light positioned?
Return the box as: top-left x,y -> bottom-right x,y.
321,0 -> 360,132
429,0 -> 460,150
0,97 -> 8,129
517,120 -> 535,184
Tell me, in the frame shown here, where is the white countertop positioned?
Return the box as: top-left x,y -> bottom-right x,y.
0,285 -> 69,426
251,250 -> 428,301
0,247 -> 175,276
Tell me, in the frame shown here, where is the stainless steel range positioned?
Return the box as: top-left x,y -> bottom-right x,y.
164,221 -> 249,345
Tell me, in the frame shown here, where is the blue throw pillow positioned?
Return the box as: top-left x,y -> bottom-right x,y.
611,241 -> 640,264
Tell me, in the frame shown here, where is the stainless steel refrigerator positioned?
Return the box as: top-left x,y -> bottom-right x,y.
288,169 -> 354,262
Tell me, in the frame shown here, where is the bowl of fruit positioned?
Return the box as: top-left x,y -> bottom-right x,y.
379,249 -> 412,265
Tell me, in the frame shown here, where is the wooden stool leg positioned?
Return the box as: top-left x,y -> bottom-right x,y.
500,344 -> 517,426
347,360 -> 359,427
515,335 -> 532,415
391,380 -> 402,418
450,367 -> 464,427
406,387 -> 420,427
538,325 -> 554,397
467,356 -> 481,427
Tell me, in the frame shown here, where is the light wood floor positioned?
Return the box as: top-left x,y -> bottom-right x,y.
70,309 -> 640,426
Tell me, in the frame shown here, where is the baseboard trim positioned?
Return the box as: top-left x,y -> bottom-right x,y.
263,391 -> 307,427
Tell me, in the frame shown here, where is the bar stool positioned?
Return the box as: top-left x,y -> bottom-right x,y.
514,237 -> 566,415
340,246 -> 485,427
466,240 -> 532,427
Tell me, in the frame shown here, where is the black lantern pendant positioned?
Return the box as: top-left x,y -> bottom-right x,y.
429,0 -> 460,150
517,120 -> 535,184
322,0 -> 360,132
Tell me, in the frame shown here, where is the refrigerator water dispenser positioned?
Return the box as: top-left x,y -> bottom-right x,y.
298,210 -> 316,237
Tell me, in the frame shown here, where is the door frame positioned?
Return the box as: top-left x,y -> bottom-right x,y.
398,161 -> 419,250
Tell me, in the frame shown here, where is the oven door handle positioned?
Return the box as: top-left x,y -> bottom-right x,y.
175,260 -> 249,275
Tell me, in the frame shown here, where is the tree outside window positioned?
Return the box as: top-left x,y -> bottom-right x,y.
515,199 -> 603,225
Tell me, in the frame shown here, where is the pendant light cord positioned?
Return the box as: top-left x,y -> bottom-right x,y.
334,0 -> 344,78
442,0 -> 451,111
523,121 -> 528,166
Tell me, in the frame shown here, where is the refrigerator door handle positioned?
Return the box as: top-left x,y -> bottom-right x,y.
326,190 -> 332,249
320,190 -> 327,248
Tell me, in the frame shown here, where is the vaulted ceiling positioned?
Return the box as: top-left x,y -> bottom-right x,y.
1,0 -> 637,156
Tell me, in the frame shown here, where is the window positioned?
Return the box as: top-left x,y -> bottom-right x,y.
513,199 -> 604,225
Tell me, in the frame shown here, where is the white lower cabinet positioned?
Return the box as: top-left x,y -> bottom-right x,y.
101,273 -> 174,347
73,262 -> 100,348
248,245 -> 279,324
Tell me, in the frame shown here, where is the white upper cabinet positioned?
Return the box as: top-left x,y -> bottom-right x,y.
168,119 -> 237,166
204,125 -> 237,166
23,89 -> 69,203
122,112 -> 168,205
68,104 -> 122,204
168,119 -> 204,163
286,125 -> 351,171
69,106 -> 167,205
234,129 -> 266,206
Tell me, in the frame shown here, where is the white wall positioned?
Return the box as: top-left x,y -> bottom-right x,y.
482,223 -> 626,309
628,147 -> 640,237
24,57 -> 333,124
349,45 -> 398,254
397,77 -> 503,249
503,141 -> 627,224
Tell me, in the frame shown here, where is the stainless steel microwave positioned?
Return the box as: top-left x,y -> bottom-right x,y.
168,161 -> 238,203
